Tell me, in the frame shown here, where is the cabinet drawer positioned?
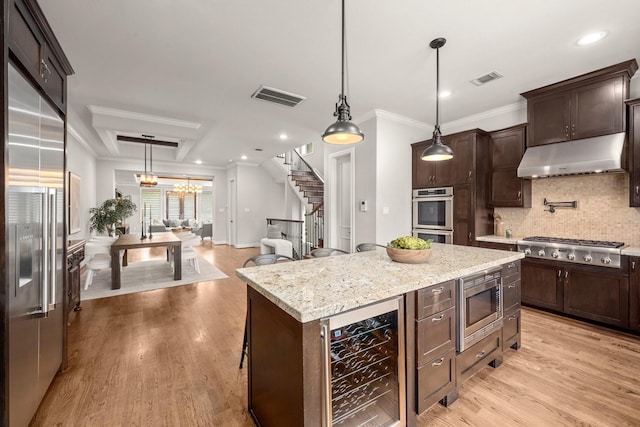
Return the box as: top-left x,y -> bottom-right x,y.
417,349 -> 456,414
416,306 -> 455,366
502,260 -> 521,280
503,307 -> 521,351
456,329 -> 501,384
503,278 -> 521,313
416,280 -> 455,319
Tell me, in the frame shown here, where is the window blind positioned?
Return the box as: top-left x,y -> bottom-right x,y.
199,191 -> 213,222
141,189 -> 162,222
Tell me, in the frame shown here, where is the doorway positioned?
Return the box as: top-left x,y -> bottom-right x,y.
228,179 -> 236,246
328,148 -> 355,253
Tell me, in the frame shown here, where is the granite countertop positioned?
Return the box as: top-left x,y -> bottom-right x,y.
236,243 -> 524,323
476,235 -> 520,245
622,247 -> 640,256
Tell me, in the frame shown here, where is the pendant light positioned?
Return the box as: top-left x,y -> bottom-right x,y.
322,0 -> 364,144
140,143 -> 158,187
421,38 -> 454,162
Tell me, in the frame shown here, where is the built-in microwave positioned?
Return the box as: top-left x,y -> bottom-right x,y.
412,187 -> 453,231
412,228 -> 453,244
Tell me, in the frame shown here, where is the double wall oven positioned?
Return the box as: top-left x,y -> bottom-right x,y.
411,187 -> 453,244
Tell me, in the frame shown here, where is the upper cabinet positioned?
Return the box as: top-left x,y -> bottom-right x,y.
8,0 -> 74,112
627,98 -> 640,207
521,60 -> 637,147
489,124 -> 531,208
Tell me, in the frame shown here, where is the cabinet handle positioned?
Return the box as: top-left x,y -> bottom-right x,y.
431,286 -> 444,295
564,271 -> 568,279
557,269 -> 561,278
431,314 -> 444,322
475,351 -> 485,359
40,60 -> 51,83
432,357 -> 445,367
468,171 -> 472,181
468,232 -> 472,241
636,186 -> 639,196
507,284 -> 517,288
508,262 -> 516,268
571,123 -> 576,136
565,125 -> 569,137
632,261 -> 636,271
508,315 -> 517,321
517,191 -> 522,200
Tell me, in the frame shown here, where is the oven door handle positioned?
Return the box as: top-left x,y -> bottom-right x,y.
413,196 -> 453,202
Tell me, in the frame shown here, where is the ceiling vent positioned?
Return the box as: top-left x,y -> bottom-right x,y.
470,71 -> 503,86
251,85 -> 306,107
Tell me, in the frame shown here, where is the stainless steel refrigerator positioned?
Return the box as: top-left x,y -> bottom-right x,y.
7,63 -> 65,427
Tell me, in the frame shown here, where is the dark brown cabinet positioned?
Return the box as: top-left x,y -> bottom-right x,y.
489,124 -> 531,207
521,60 -> 637,147
414,282 -> 457,413
521,258 -> 564,311
630,257 -> 640,331
564,265 -> 629,329
626,98 -> 640,207
522,257 -> 630,329
476,241 -> 516,251
412,141 -> 453,188
456,329 -> 502,385
8,0 -> 73,112
502,261 -> 521,351
66,240 -> 84,319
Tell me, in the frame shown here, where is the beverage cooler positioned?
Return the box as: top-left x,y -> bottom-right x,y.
321,296 -> 405,427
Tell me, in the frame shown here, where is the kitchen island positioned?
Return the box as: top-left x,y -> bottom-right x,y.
236,243 -> 524,426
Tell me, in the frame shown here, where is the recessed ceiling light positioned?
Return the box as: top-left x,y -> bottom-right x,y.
195,159 -> 202,164
279,133 -> 288,140
241,155 -> 248,160
577,31 -> 607,46
439,90 -> 451,98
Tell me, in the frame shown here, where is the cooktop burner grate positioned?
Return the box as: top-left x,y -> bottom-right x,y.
522,236 -> 624,248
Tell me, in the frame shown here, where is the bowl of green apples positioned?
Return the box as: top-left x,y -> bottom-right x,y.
386,236 -> 433,264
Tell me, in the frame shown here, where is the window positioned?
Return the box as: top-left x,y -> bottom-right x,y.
166,191 -> 197,220
296,142 -> 314,156
141,189 -> 162,222
199,190 -> 213,222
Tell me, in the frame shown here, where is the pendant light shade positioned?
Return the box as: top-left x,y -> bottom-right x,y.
421,37 -> 454,162
322,0 -> 364,145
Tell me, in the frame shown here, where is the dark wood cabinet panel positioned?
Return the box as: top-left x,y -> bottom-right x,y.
416,280 -> 455,319
447,132 -> 474,185
412,142 -> 434,188
453,184 -> 472,246
476,241 -> 516,251
630,257 -> 640,331
526,91 -> 571,146
488,123 -> 531,207
564,265 -> 629,328
627,99 -> 640,207
456,329 -> 502,385
8,0 -> 74,112
416,306 -> 455,366
521,258 -> 563,311
522,60 -> 636,147
502,306 -> 521,351
503,278 -> 521,313
416,349 -> 456,414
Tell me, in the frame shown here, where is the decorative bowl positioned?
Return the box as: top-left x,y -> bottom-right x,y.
386,246 -> 432,264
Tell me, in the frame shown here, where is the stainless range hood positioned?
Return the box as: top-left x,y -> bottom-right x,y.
517,132 -> 626,178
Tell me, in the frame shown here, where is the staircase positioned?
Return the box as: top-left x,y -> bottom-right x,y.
290,170 -> 324,217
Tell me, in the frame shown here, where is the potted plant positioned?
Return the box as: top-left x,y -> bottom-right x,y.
89,198 -> 137,236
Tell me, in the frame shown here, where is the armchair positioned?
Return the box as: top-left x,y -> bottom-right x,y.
195,223 -> 213,243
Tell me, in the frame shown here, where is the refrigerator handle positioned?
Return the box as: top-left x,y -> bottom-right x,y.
32,190 -> 49,318
48,188 -> 57,310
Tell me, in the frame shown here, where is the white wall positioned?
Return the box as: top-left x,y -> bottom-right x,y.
66,134 -> 97,241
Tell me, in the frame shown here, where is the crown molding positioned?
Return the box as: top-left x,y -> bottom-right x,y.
67,124 -> 97,157
88,105 -> 201,132
440,101 -> 526,133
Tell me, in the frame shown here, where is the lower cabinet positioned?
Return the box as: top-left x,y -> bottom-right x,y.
631,257 -> 640,332
417,349 -> 456,413
502,307 -> 521,351
521,258 -> 564,311
456,329 -> 502,385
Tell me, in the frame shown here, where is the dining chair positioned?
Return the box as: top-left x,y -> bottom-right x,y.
240,254 -> 296,368
355,243 -> 385,252
83,242 -> 112,290
170,234 -> 201,273
310,248 -> 349,257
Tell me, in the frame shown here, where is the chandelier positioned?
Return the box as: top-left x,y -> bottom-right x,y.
140,142 -> 158,187
174,177 -> 202,194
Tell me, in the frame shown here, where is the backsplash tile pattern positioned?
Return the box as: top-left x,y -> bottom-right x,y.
495,174 -> 640,246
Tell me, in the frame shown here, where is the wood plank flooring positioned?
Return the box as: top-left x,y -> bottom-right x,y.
31,244 -> 640,426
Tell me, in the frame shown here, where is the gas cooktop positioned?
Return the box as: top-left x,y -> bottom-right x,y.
517,236 -> 626,268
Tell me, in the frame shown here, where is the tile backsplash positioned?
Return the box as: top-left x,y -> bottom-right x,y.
494,173 -> 640,246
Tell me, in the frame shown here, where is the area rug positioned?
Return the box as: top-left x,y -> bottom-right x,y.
82,256 -> 228,300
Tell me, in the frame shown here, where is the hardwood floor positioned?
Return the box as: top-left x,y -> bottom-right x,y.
32,244 -> 640,426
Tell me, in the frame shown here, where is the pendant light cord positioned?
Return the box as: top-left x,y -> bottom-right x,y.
144,143 -> 148,176
340,0 -> 345,101
435,46 -> 440,130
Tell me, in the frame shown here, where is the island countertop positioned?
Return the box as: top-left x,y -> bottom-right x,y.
236,243 -> 524,323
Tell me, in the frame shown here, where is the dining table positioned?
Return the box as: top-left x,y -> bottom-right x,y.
110,232 -> 182,289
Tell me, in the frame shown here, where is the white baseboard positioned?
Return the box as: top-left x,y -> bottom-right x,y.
234,242 -> 260,249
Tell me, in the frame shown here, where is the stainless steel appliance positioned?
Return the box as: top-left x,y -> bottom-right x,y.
412,228 -> 453,244
8,63 -> 65,427
457,267 -> 503,352
412,187 -> 453,244
321,297 -> 405,427
516,236 -> 625,268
